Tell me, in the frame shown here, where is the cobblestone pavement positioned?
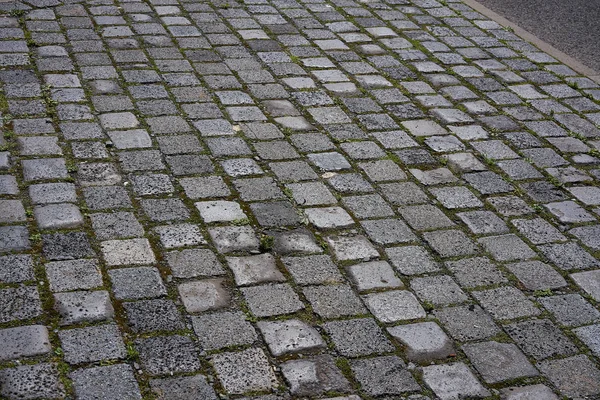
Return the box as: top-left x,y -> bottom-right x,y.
1,0 -> 600,397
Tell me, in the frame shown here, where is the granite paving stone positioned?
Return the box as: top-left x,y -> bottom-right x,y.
0,363 -> 65,400
59,324 -> 126,364
281,355 -> 351,397
3,0 -> 600,396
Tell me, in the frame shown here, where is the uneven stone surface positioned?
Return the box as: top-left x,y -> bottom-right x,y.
2,0 -> 600,397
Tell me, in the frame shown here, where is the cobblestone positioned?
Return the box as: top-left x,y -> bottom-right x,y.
3,0 -> 600,396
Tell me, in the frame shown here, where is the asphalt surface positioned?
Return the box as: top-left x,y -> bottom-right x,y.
474,0 -> 600,73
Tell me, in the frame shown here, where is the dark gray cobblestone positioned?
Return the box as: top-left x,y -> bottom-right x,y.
2,0 -> 600,397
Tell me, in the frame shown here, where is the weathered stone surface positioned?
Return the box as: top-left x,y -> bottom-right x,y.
178,279 -> 230,313
422,363 -> 490,400
0,325 -> 51,361
0,363 -> 64,400
462,341 -> 538,383
281,355 -> 351,396
388,322 -> 454,362
212,348 -> 278,394
258,319 -> 325,356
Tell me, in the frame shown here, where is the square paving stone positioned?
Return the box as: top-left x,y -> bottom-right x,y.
342,194 -> 395,219
54,291 -> 114,325
192,311 -> 257,351
422,230 -> 477,257
537,355 -> 600,399
399,205 -> 455,231
34,203 -> 84,230
287,182 -> 337,206
512,218 -> 566,244
568,186 -> 600,205
478,234 -> 536,261
0,175 -> 18,195
136,335 -> 201,375
242,284 -> 304,317
464,171 -> 513,194
59,324 -> 126,364
124,299 -> 184,333
271,228 -> 323,255
434,305 -> 500,341
430,186 -> 483,209
180,176 -> 229,199
0,254 -> 35,283
234,177 -> 284,201
570,225 -> 600,250
303,284 -> 367,319
487,195 -> 534,217
45,259 -> 103,292
90,212 -> 144,240
281,355 -> 351,397
570,269 -> 600,301
42,232 -> 93,261
506,319 -> 577,360
326,235 -> 379,261
0,363 -> 65,400
506,261 -> 567,290
538,242 -> 600,270
351,356 -> 420,396
573,324 -> 600,357
410,168 -> 458,186
359,160 -> 407,182
386,246 -> 440,275
462,341 -> 538,383
227,254 -> 285,286
0,200 -> 26,223
363,290 -> 425,322
178,278 -> 230,313
282,255 -> 343,285
141,198 -> 190,221
422,363 -> 490,400
101,238 -> 155,266
347,261 -> 403,291
83,186 -> 132,210
22,158 -> 68,181
473,286 -> 540,320
196,201 -> 246,223
166,248 -> 225,278
99,112 -> 139,129
446,257 -> 507,288
0,226 -> 30,253
545,201 -> 595,223
388,322 -> 454,363
410,275 -> 468,307
380,182 -> 431,206
155,224 -> 206,248
0,286 -> 42,323
222,158 -> 263,177
107,129 -> 152,149
130,174 -> 174,196
211,348 -> 278,394
250,201 -> 299,227
304,207 -> 354,229
109,267 -> 167,300
258,319 -> 325,356
0,325 -> 51,361
457,211 -> 509,235
209,226 -> 260,253
540,294 -> 600,327
323,318 -> 395,357
307,152 -> 352,171
150,375 -> 218,400
500,384 -> 559,400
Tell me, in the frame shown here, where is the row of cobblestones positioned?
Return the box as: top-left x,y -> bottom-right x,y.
0,0 -> 600,398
